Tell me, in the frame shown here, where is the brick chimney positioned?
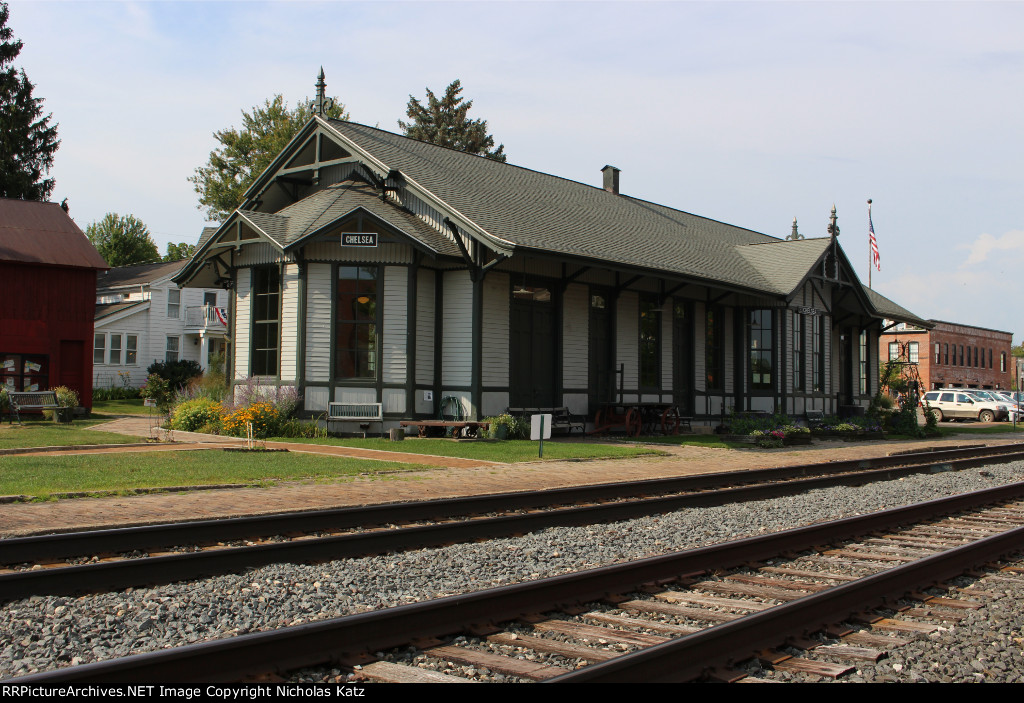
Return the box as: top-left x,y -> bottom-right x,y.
601,165 -> 620,195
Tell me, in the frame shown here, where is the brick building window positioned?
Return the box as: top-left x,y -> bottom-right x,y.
934,343 -> 940,364
1001,352 -> 1007,373
908,342 -> 919,364
888,342 -> 899,361
944,343 -> 948,365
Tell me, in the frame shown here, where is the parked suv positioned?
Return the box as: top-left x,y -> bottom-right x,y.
921,390 -> 1007,422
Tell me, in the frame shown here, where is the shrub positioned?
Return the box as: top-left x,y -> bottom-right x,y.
170,397 -> 223,433
43,386 -> 79,419
229,377 -> 300,419
222,402 -> 281,438
147,360 -> 203,391
140,373 -> 173,412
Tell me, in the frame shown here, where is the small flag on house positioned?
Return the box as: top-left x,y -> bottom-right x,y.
215,306 -> 229,325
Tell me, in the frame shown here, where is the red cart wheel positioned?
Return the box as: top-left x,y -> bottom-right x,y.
661,406 -> 681,435
625,408 -> 643,437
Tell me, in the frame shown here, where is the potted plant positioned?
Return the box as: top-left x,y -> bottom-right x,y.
49,386 -> 79,424
485,413 -> 519,440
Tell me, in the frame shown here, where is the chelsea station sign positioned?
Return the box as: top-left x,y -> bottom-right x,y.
341,232 -> 378,247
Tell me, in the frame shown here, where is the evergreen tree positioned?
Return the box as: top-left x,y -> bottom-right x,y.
0,2 -> 59,200
163,242 -> 196,262
190,94 -> 349,222
86,213 -> 160,267
398,80 -> 506,162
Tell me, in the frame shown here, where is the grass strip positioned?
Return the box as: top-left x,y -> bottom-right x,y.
0,450 -> 423,498
0,421 -> 141,450
268,436 -> 664,462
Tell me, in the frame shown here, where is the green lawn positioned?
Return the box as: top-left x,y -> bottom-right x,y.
0,419 -> 141,450
91,398 -> 149,417
936,423 -> 1024,435
0,450 -> 425,498
270,436 -> 665,462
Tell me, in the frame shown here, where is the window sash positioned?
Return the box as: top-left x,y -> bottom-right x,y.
94,334 -> 106,364
167,289 -> 180,319
166,336 -> 179,363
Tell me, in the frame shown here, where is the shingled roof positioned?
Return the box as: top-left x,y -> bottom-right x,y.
97,260 -> 183,289
243,181 -> 461,257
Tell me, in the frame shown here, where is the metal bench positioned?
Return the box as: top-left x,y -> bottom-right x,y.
506,407 -> 586,435
804,410 -> 825,430
327,402 -> 383,437
7,390 -> 60,425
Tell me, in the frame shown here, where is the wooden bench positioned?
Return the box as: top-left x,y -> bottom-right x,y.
7,390 -> 60,425
327,402 -> 383,437
506,407 -> 586,435
399,420 -> 490,439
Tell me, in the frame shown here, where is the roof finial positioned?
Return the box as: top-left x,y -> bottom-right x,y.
827,204 -> 840,238
787,216 -> 803,240
313,67 -> 333,116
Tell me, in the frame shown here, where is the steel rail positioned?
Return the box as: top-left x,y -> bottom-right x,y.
3,445 -> 1024,602
14,479 -> 1024,684
549,524 -> 1024,682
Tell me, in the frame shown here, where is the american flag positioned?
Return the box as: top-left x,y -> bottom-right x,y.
868,208 -> 880,271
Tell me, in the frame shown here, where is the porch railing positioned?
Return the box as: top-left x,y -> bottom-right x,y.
184,305 -> 228,331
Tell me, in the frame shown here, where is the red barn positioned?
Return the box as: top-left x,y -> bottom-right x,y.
0,199 -> 108,411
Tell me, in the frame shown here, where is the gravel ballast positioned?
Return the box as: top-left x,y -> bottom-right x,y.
3,462 -> 1024,681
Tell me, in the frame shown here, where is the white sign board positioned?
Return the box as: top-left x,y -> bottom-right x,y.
144,398 -> 157,408
530,414 -> 552,441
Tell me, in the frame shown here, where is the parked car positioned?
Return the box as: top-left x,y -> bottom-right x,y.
921,390 -> 1007,422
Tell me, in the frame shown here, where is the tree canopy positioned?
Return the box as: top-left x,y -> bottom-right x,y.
163,242 -> 196,262
0,2 -> 59,200
86,213 -> 160,267
189,94 -> 349,222
398,80 -> 506,162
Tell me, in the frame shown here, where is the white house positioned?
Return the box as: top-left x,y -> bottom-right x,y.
94,258 -> 229,388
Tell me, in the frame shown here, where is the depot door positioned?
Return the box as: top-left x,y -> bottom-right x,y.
510,287 -> 556,407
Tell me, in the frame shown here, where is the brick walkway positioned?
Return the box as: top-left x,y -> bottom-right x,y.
1,416 -> 1020,537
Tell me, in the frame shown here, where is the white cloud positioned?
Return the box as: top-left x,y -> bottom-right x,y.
961,230 -> 1024,266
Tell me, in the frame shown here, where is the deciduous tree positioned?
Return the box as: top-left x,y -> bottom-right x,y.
86,213 -> 160,267
0,2 -> 59,200
398,80 -> 506,162
190,94 -> 349,222
163,242 -> 196,262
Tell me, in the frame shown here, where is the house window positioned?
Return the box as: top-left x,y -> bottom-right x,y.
888,342 -> 899,361
165,336 -> 179,363
167,289 -> 180,319
94,333 -> 106,364
860,331 -> 869,395
252,266 -> 281,376
126,335 -> 138,365
110,334 -> 122,365
748,309 -> 772,390
908,342 -> 919,364
705,307 -> 723,390
639,296 -> 661,390
335,266 -> 377,379
792,312 -> 803,391
812,316 -> 824,392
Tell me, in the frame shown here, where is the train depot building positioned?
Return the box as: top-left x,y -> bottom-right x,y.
175,100 -> 925,432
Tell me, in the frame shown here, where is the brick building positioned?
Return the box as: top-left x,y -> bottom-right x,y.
880,320 -> 1013,391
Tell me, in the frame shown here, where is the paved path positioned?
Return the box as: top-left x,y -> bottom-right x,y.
1,415 -> 1021,537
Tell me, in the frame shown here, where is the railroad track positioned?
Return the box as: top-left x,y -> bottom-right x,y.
3,442 -> 1024,602
13,480 -> 1024,683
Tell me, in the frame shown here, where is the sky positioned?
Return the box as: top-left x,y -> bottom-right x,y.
8,0 -> 1024,336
